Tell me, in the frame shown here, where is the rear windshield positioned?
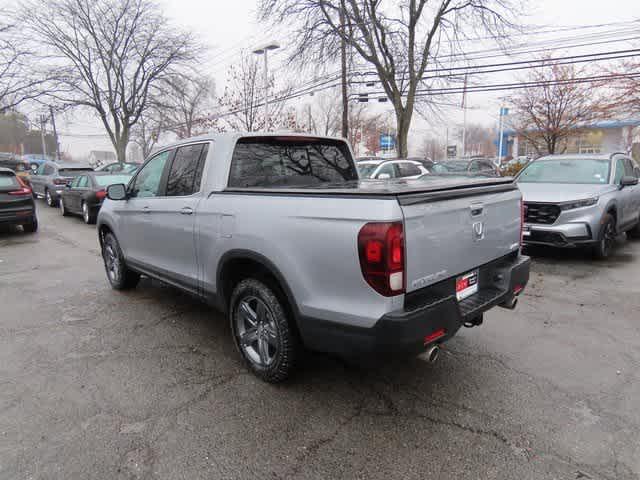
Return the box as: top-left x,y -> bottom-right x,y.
518,158 -> 611,184
0,173 -> 19,189
356,163 -> 380,178
0,160 -> 27,171
94,174 -> 132,187
59,168 -> 93,176
228,137 -> 358,188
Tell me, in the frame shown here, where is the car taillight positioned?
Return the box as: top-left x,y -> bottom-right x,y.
96,189 -> 106,200
358,221 -> 405,297
520,198 -> 525,246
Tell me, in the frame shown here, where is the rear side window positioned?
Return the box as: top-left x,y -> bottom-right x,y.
0,173 -> 19,189
166,143 -> 208,196
397,162 -> 421,177
228,137 -> 357,188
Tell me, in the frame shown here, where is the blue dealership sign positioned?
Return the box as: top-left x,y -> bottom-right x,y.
380,134 -> 396,149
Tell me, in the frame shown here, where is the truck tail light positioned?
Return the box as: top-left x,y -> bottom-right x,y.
358,221 -> 405,296
96,189 -> 107,200
520,198 -> 525,246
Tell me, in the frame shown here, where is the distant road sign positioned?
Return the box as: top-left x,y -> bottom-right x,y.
379,134 -> 396,150
447,145 -> 457,158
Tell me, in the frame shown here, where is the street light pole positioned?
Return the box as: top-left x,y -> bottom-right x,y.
253,43 -> 280,131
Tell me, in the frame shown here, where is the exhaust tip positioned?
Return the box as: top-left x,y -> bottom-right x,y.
500,297 -> 518,310
425,345 -> 440,364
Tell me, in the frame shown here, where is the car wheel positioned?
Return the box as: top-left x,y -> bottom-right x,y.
101,232 -> 140,290
593,214 -> 616,259
45,189 -> 57,207
230,278 -> 300,383
82,202 -> 96,224
22,217 -> 38,233
60,198 -> 69,216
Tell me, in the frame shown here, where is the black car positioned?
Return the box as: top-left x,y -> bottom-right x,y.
95,162 -> 141,174
0,167 -> 37,233
59,172 -> 132,224
431,158 -> 500,177
30,161 -> 94,207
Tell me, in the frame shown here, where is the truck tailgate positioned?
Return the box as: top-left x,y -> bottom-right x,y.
400,186 -> 521,293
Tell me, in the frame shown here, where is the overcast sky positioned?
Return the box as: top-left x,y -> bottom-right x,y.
26,0 -> 640,157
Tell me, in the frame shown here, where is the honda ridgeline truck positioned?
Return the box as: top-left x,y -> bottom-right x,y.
97,133 -> 530,382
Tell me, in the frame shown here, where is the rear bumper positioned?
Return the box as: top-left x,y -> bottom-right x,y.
0,207 -> 36,224
523,222 -> 594,247
300,253 -> 531,357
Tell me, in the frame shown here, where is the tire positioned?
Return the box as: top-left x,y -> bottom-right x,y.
230,278 -> 299,383
60,198 -> 70,216
45,189 -> 57,207
22,217 -> 38,233
592,214 -> 616,259
628,218 -> 640,239
82,202 -> 96,224
101,232 -> 140,290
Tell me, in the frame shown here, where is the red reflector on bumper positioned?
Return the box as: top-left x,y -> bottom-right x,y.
424,328 -> 446,345
513,285 -> 524,295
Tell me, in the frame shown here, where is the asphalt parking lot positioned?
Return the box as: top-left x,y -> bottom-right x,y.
1,203 -> 639,480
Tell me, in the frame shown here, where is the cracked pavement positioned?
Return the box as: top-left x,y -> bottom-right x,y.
1,204 -> 639,480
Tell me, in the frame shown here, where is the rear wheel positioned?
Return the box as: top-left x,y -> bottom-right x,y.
45,189 -> 57,207
230,278 -> 299,383
101,232 -> 140,290
60,198 -> 70,216
22,217 -> 38,233
82,202 -> 96,224
592,214 -> 616,259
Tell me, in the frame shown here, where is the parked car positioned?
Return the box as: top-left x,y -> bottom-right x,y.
22,154 -> 54,173
97,133 -> 530,383
0,167 -> 37,233
29,161 -> 94,207
95,162 -> 141,174
357,159 -> 429,179
0,153 -> 32,186
517,153 -> 640,258
60,172 -> 133,224
431,158 -> 500,177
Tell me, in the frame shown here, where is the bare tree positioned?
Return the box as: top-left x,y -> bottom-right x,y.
464,123 -> 496,157
608,59 -> 640,116
155,73 -> 216,139
0,22 -> 53,113
420,136 -> 445,160
218,52 -> 289,132
260,0 -> 519,158
130,107 -> 164,159
20,0 -> 199,163
309,91 -> 341,136
507,62 -> 610,156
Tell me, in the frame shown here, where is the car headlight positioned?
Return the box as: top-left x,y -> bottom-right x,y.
560,197 -> 599,211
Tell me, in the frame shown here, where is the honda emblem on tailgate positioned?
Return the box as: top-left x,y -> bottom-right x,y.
472,221 -> 485,241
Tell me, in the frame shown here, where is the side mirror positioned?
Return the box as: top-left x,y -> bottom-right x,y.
106,183 -> 127,200
377,173 -> 391,180
620,176 -> 639,188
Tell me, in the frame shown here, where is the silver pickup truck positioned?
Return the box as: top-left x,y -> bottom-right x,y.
97,133 -> 530,382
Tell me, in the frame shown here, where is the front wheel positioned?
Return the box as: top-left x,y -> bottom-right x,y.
230,279 -> 300,383
592,214 -> 616,259
101,233 -> 140,290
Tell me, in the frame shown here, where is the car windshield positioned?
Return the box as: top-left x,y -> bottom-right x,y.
94,174 -> 132,187
356,163 -> 380,178
518,158 -> 611,184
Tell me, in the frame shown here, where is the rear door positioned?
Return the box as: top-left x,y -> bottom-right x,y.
143,143 -> 208,293
400,187 -> 521,292
622,158 -> 640,227
74,175 -> 90,211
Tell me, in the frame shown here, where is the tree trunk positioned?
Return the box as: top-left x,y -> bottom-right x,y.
396,110 -> 411,159
114,130 -> 129,164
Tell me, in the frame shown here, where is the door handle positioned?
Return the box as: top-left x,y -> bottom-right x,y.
142,206 -> 151,214
180,206 -> 194,215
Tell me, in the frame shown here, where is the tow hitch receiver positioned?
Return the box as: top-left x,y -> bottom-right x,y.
463,314 -> 483,328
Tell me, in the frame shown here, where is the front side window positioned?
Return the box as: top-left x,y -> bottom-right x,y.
623,159 -> 637,178
519,158 -> 611,185
130,151 -> 171,198
166,143 -> 207,196
77,176 -> 89,188
71,177 -> 81,188
613,158 -> 625,184
397,162 -> 421,177
228,138 -> 357,188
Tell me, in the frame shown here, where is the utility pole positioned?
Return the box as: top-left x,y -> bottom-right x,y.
340,0 -> 349,139
461,73 -> 468,157
49,106 -> 60,161
39,114 -> 47,158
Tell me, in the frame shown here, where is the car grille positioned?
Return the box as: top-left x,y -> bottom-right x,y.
524,202 -> 560,225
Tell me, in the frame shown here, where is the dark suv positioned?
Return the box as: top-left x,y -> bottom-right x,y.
29,161 -> 94,207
